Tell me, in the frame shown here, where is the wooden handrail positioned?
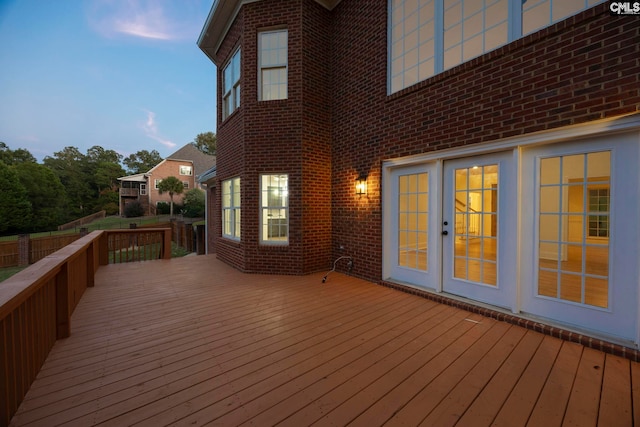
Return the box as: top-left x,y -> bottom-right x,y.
0,227 -> 172,425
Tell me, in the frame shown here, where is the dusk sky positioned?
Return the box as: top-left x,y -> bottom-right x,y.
0,0 -> 217,162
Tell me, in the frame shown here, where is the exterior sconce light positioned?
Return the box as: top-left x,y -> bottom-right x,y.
355,174 -> 368,196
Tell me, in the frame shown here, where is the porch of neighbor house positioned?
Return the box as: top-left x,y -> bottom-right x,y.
10,255 -> 640,426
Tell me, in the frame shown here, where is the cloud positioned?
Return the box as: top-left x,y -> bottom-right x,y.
141,110 -> 176,148
88,0 -> 195,41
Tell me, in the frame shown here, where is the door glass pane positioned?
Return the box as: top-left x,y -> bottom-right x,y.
537,151 -> 610,308
398,172 -> 428,271
453,164 -> 498,286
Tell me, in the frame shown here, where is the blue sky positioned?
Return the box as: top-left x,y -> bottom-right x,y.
0,0 -> 216,162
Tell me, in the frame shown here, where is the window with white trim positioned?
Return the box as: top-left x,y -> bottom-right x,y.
222,49 -> 241,119
222,177 -> 241,239
179,165 -> 193,176
154,179 -> 161,190
260,174 -> 288,244
140,183 -> 147,196
389,0 -> 605,93
259,30 -> 288,101
183,181 -> 189,189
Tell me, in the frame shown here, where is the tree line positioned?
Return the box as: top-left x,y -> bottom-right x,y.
0,132 -> 216,236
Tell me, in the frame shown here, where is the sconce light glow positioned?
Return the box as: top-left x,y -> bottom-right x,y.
355,175 -> 367,196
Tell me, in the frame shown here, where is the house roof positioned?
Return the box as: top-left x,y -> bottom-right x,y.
165,143 -> 216,178
198,164 -> 217,185
198,0 -> 342,62
117,173 -> 148,182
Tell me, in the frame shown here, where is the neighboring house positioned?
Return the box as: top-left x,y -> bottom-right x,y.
118,143 -> 216,216
198,1 -> 640,346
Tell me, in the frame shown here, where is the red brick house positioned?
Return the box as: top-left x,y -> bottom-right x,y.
198,1 -> 640,346
118,143 -> 215,216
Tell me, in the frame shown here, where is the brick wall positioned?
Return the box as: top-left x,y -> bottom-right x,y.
329,1 -> 640,282
148,159 -> 195,208
213,0 -> 333,274
209,0 -> 639,280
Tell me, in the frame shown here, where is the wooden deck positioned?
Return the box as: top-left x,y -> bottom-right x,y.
9,255 -> 640,426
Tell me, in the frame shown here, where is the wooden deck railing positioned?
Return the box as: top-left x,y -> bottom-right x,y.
0,228 -> 171,426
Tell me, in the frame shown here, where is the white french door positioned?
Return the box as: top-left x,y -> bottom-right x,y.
521,135 -> 639,341
441,152 -> 517,309
384,131 -> 639,343
387,163 -> 439,288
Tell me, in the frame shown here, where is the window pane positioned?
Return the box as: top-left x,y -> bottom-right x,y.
537,152 -> 610,307
261,174 -> 289,243
260,30 -> 288,101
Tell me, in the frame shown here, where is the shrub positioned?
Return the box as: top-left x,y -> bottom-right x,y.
182,189 -> 205,218
156,202 -> 170,215
156,202 -> 184,215
124,201 -> 144,218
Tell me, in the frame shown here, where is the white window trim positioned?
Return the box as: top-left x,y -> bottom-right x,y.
222,177 -> 241,240
179,165 -> 193,176
258,29 -> 288,101
260,174 -> 289,245
154,179 -> 161,190
222,48 -> 241,120
388,0 -> 606,94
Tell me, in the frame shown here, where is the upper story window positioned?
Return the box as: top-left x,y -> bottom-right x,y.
154,179 -> 161,190
389,0 -> 605,94
260,174 -> 288,244
179,165 -> 193,176
222,177 -> 241,240
223,49 -> 241,119
259,30 -> 288,101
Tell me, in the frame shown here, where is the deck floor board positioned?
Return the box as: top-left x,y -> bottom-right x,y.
9,255 -> 640,426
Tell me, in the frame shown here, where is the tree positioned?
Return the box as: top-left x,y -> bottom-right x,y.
0,161 -> 32,234
157,176 -> 184,217
43,146 -> 92,219
192,132 -> 216,155
95,161 -> 125,192
13,162 -> 67,232
124,150 -> 163,174
182,188 -> 205,218
0,142 -> 37,165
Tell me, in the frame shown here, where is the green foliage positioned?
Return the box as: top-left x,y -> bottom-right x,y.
0,161 -> 32,234
182,188 -> 205,218
157,176 -> 185,217
123,201 -> 144,218
43,146 -> 93,219
96,189 -> 120,215
123,149 -> 163,174
0,142 -> 37,165
13,162 -> 67,232
95,161 -> 125,192
192,132 -> 216,155
156,202 -> 182,215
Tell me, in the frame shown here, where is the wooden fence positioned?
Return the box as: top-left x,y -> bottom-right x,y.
0,228 -> 172,425
0,220 -> 199,269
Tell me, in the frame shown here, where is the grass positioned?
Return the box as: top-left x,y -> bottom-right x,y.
0,266 -> 27,282
0,215 -> 173,242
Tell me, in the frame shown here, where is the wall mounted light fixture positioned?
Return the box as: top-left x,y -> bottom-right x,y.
355,174 -> 368,196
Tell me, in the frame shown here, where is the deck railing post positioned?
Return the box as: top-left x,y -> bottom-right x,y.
18,234 -> 30,267
98,232 -> 109,266
163,229 -> 172,259
55,263 -> 71,339
86,240 -> 95,288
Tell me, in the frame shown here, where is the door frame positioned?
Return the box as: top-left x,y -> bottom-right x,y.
441,151 -> 518,310
519,134 -> 640,342
381,113 -> 640,345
